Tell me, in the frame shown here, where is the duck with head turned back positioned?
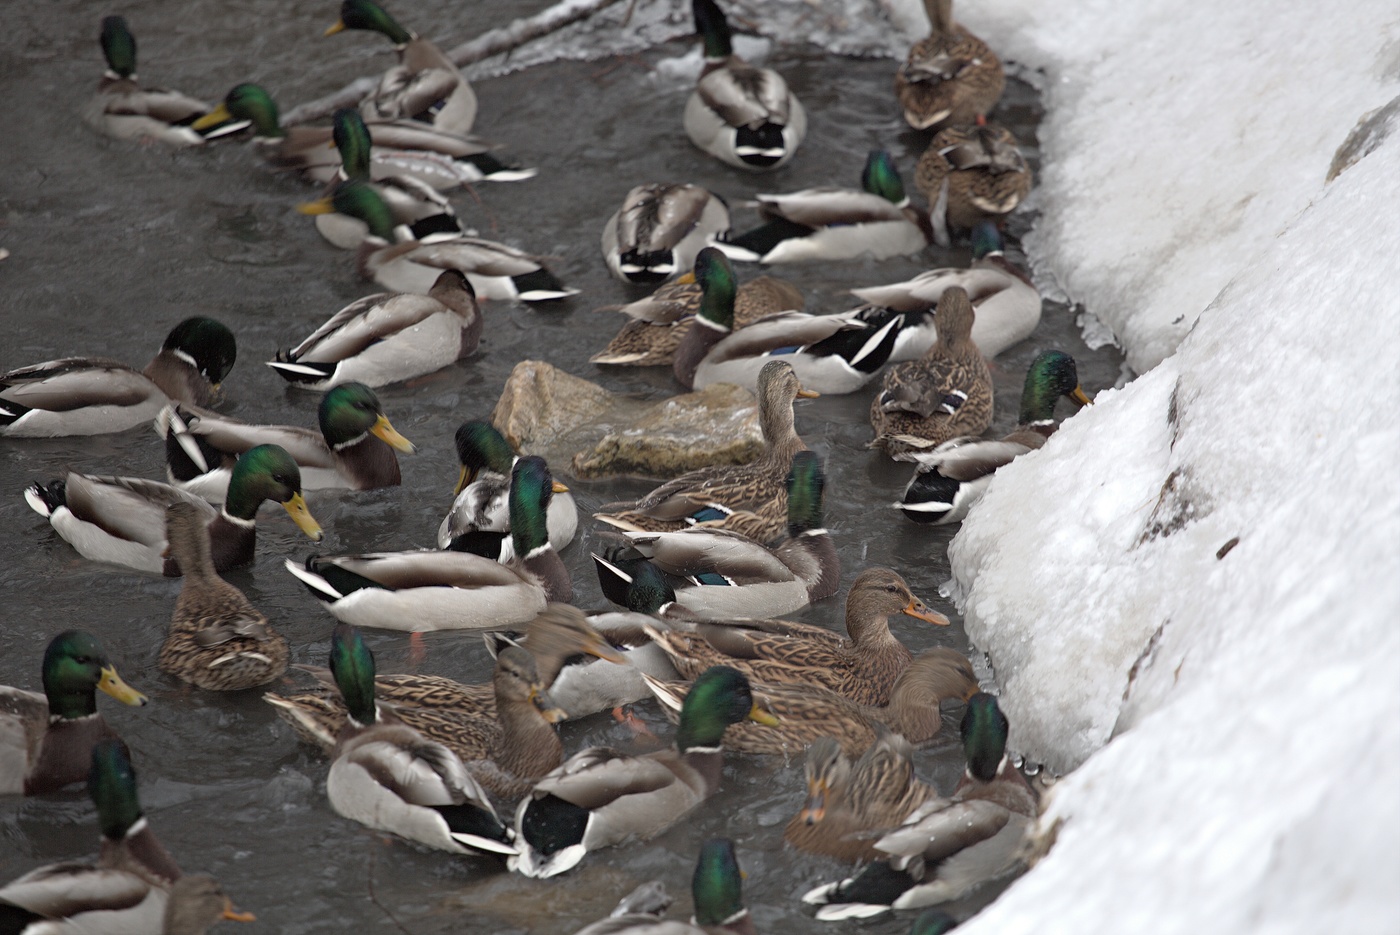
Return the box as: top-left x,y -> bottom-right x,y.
25,444 -> 323,577
284,456 -> 570,631
509,665 -> 778,878
870,285 -> 993,457
684,0 -> 806,171
720,151 -> 931,264
0,316 -> 236,438
805,693 -> 1036,918
898,350 -> 1091,524
159,503 -> 289,691
595,359 -> 815,542
158,382 -> 414,502
319,624 -> 517,857
895,0 -> 1005,131
644,567 -> 948,707
917,123 -> 1031,246
268,269 -> 480,391
0,739 -> 186,932
326,0 -> 477,137
1,631 -> 147,796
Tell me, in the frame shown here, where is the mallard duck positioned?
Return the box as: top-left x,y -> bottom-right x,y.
509,665 -> 777,878
437,421 -> 577,556
894,0 -> 1005,131
644,567 -> 948,707
594,451 -> 839,620
916,122 -> 1031,245
84,16 -> 239,147
591,274 -> 803,368
1,631 -> 147,796
685,0 -> 806,170
327,0 -> 477,137
602,184 -> 731,284
317,624 -> 517,856
312,109 -> 470,250
870,286 -> 992,457
192,84 -> 526,189
850,222 -> 1041,362
645,647 -> 977,757
718,151 -> 931,264
299,181 -> 577,302
0,317 -> 236,437
803,693 -> 1037,918
285,456 -> 571,631
267,270 -> 480,390
158,503 -> 288,691
157,382 -> 415,502
671,249 -> 901,394
24,445 -> 323,577
898,350 -> 1091,524
0,740 -> 185,931
784,732 -> 940,863
571,838 -> 754,935
595,359 -> 814,542
163,875 -> 257,934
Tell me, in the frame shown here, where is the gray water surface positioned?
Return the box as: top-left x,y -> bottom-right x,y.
1,3 -> 1120,932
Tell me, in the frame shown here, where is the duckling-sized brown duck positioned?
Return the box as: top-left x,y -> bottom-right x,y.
644,568 -> 948,707
895,0 -> 1005,131
159,503 -> 288,691
595,359 -> 815,542
916,122 -> 1031,245
870,286 -> 992,458
644,647 -> 976,757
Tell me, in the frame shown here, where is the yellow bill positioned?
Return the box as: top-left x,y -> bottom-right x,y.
552,480 -> 570,494
796,386 -> 820,399
1071,385 -> 1093,406
222,899 -> 256,923
98,666 -> 148,707
324,19 -> 347,36
296,197 -> 336,216
282,492 -> 324,541
747,702 -> 780,727
371,414 -> 416,453
190,103 -> 233,132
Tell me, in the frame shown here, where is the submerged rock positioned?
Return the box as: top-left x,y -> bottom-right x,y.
491,360 -> 763,478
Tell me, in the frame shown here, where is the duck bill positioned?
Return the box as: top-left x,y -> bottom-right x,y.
902,598 -> 950,626
530,686 -> 569,724
282,493 -> 324,541
324,19 -> 347,36
1070,385 -> 1093,407
796,386 -> 820,399
453,465 -> 476,496
191,103 -> 233,132
747,702 -> 780,727
98,666 -> 149,707
552,480 -> 570,494
371,414 -> 416,453
222,899 -> 256,923
674,270 -> 697,285
798,782 -> 828,824
296,197 -> 336,216
583,636 -> 627,665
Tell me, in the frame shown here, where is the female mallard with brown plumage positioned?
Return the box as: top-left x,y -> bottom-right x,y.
894,0 -> 1005,131
644,568 -> 948,707
870,286 -> 993,458
916,122 -> 1031,245
594,451 -> 839,620
1,632 -> 147,796
594,359 -> 815,542
644,647 -> 977,757
158,503 -> 288,692
804,693 -> 1037,918
591,274 -> 803,368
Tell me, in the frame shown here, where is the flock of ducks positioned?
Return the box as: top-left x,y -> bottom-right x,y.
0,0 -> 1102,931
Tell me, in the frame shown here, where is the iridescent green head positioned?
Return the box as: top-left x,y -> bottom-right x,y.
329,623 -> 378,727
625,558 -> 677,613
318,382 -> 413,455
89,738 -> 142,841
970,221 -> 1003,260
326,0 -> 414,45
676,666 -> 775,752
862,150 -> 907,204
302,181 -> 396,241
332,108 -> 374,180
162,317 -> 237,387
508,456 -> 555,557
693,0 -> 733,59
453,421 -> 516,489
41,630 -> 148,720
960,692 -> 1009,782
224,444 -> 323,543
1018,350 -> 1091,425
909,909 -> 958,935
694,246 -> 737,331
785,451 -> 825,538
692,838 -> 747,928
100,16 -> 137,78
201,84 -> 282,138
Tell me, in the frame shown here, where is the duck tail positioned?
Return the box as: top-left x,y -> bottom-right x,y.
23,478 -> 66,517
